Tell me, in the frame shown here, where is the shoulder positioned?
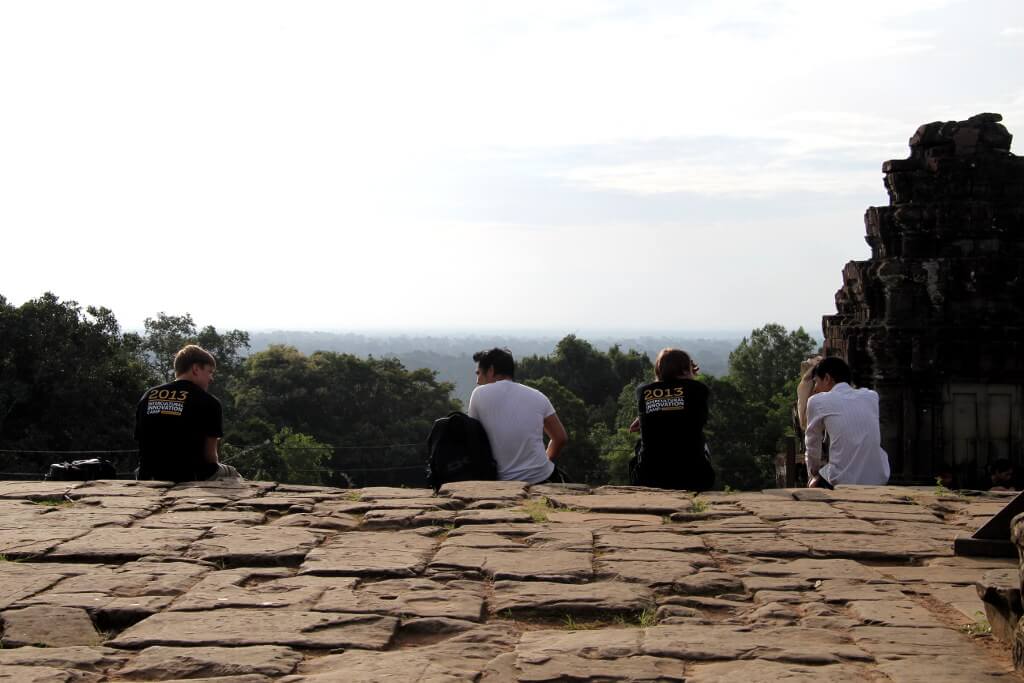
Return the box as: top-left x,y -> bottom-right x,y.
854,386 -> 880,402
683,379 -> 708,396
807,391 -> 832,410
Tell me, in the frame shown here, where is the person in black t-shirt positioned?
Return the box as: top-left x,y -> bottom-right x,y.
135,344 -> 239,483
628,348 -> 714,492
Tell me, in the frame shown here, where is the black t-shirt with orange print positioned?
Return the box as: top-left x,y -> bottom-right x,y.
634,378 -> 713,491
134,379 -> 222,483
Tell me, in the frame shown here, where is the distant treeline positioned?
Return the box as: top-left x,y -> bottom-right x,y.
0,292 -> 816,490
248,331 -> 742,403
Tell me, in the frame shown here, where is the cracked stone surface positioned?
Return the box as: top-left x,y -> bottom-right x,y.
0,480 -> 1017,682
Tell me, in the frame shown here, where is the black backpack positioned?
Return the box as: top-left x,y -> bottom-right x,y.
425,412 -> 497,492
45,458 -> 118,481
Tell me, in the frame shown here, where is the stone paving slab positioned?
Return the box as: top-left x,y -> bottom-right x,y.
702,532 -> 810,557
46,527 -> 206,562
315,578 -> 487,621
112,645 -> 303,680
545,510 -> 665,527
0,646 -> 127,675
184,526 -> 321,566
546,491 -> 694,514
0,501 -> 65,527
0,483 -> 1019,682
289,624 -> 517,682
686,660 -> 872,682
47,560 -> 211,598
109,609 -> 398,650
268,510 -> 360,531
439,481 -> 527,501
596,558 -> 702,585
138,510 -> 266,528
300,531 -> 436,577
793,532 -> 952,560
170,569 -> 333,611
491,579 -> 653,615
0,527 -> 90,557
595,530 -> 706,552
429,545 -> 594,582
0,605 -> 103,647
0,481 -> 82,499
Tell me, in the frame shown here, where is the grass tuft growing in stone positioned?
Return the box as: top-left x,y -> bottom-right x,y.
691,497 -> 709,513
521,498 -> 551,523
562,614 -> 596,631
30,497 -> 73,507
961,612 -> 992,637
636,607 -> 657,627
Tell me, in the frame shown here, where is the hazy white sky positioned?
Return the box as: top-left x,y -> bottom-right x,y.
2,1 -> 1022,335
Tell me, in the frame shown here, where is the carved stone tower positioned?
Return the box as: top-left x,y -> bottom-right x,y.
823,113 -> 1024,487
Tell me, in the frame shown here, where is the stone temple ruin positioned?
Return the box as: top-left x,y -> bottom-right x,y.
823,113 -> 1024,488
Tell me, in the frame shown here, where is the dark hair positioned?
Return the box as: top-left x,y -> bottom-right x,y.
473,347 -> 515,377
654,348 -> 696,381
173,344 -> 216,376
812,356 -> 851,385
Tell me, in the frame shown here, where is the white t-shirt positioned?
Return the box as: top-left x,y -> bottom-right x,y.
805,382 -> 891,486
467,380 -> 556,484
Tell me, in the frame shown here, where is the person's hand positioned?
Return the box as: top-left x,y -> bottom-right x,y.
628,417 -> 640,433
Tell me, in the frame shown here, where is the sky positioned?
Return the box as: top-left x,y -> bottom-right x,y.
2,1 -> 1022,336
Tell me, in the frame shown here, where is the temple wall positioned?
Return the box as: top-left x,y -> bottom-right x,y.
823,113 -> 1024,487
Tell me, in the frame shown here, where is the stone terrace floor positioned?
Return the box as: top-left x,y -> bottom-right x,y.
0,479 -> 1021,682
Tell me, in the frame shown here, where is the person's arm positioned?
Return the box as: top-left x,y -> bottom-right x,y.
543,413 -> 568,460
203,436 -> 220,466
804,395 -> 826,478
467,388 -> 480,419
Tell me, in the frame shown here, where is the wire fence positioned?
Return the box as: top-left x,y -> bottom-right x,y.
0,442 -> 432,488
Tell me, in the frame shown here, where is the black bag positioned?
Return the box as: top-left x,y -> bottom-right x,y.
45,458 -> 118,481
425,412 -> 497,492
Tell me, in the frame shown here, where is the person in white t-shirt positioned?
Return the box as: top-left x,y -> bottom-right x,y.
467,348 -> 569,484
804,356 -> 891,487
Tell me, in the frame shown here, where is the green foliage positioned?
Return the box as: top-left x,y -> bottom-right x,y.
233,345 -> 456,446
229,345 -> 457,486
0,293 -> 153,459
29,498 -> 72,507
702,324 -> 816,490
961,612 -> 992,636
521,497 -> 552,523
594,425 -> 637,485
273,428 -> 331,485
519,335 -> 649,424
523,376 -> 606,484
703,374 -> 773,490
728,324 -> 816,409
141,312 -> 250,425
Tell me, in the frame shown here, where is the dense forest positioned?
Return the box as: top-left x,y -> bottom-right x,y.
0,293 -> 816,489
247,331 -> 740,403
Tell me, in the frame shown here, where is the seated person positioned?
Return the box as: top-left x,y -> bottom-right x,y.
804,356 -> 890,487
629,348 -> 714,492
134,344 -> 241,483
467,348 -> 568,484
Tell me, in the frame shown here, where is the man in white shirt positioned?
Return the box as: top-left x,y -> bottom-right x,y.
804,357 -> 891,487
467,348 -> 568,484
